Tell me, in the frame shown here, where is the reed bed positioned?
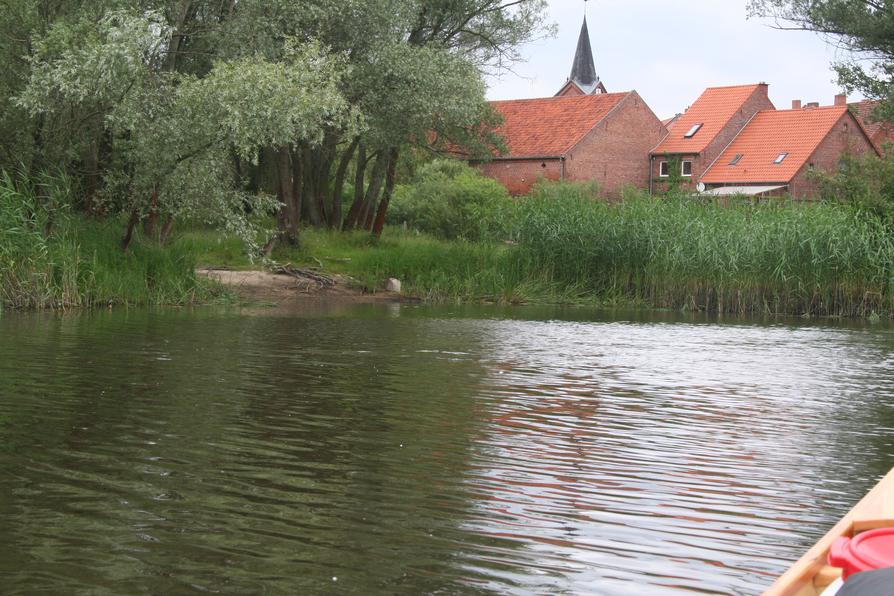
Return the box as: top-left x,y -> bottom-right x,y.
0,174 -> 214,310
514,188 -> 894,316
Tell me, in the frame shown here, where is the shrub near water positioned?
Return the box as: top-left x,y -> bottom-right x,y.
387,159 -> 513,241
0,173 -> 214,309
514,184 -> 894,316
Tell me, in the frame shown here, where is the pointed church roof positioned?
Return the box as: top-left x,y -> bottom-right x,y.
571,17 -> 597,87
556,16 -> 606,96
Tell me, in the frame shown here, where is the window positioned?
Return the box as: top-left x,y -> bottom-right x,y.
681,161 -> 693,177
684,123 -> 703,138
774,153 -> 788,164
659,161 -> 669,177
729,154 -> 743,166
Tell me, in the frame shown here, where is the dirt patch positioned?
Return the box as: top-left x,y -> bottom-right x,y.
198,268 -> 410,304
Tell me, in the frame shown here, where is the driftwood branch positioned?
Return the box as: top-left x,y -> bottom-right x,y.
272,264 -> 337,289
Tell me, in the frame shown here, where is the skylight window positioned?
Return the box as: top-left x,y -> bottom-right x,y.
774,152 -> 789,164
729,154 -> 743,166
683,123 -> 703,138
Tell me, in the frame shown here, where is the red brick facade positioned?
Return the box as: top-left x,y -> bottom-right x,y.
478,91 -> 666,197
651,84 -> 774,193
788,112 -> 878,198
478,158 -> 564,196
563,92 -> 666,195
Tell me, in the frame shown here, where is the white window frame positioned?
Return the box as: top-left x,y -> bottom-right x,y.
659,161 -> 669,177
681,160 -> 693,177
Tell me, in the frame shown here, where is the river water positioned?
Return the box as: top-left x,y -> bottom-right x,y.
1,303 -> 893,595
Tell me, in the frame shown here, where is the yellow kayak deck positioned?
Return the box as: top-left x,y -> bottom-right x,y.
765,467 -> 894,595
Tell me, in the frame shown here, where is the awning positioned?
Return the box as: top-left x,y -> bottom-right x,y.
699,185 -> 787,196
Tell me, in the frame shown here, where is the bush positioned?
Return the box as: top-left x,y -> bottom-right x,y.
386,159 -> 512,241
814,152 -> 894,226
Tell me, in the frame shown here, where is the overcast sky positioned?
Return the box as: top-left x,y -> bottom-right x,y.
485,0 -> 859,119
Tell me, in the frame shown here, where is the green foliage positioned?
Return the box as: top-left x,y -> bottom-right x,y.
0,171 -> 215,310
748,0 -> 894,123
386,159 -> 512,240
813,152 -> 894,226
514,188 -> 894,316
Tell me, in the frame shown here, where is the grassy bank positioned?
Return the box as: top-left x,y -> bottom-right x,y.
0,174 -> 217,310
185,190 -> 894,317
6,171 -> 894,317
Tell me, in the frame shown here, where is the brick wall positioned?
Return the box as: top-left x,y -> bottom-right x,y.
789,112 -> 879,199
650,84 -> 775,193
556,82 -> 584,97
564,91 -> 667,197
478,158 -> 563,196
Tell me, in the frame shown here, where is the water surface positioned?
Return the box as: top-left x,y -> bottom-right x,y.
1,304 -> 893,595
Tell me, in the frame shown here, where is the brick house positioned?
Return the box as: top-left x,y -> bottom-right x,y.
650,83 -> 775,193
850,99 -> 893,154
476,15 -> 664,197
478,92 -> 666,196
699,101 -> 880,198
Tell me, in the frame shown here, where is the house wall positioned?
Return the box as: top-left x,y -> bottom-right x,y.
556,82 -> 585,97
477,158 -> 563,196
564,91 -> 667,197
789,113 -> 879,199
650,84 -> 775,193
650,153 -> 701,193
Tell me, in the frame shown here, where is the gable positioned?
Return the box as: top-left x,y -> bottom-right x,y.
653,84 -> 770,155
490,92 -> 628,158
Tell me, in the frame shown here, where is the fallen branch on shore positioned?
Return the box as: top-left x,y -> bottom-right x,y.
271,264 -> 337,289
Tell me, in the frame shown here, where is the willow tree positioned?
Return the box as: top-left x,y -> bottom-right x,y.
749,0 -> 894,123
18,11 -> 351,249
227,0 -> 551,236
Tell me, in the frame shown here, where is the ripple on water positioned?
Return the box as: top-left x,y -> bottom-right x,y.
0,308 -> 893,594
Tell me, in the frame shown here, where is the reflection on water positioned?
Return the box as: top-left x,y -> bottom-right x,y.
0,305 -> 893,595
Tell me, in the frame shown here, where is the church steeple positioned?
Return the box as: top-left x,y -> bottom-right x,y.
571,17 -> 598,88
556,11 -> 607,97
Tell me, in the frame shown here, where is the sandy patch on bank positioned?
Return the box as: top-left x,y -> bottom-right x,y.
198,268 -> 408,304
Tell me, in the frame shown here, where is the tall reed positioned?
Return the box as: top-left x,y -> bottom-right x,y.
0,172 -> 215,310
513,186 -> 894,316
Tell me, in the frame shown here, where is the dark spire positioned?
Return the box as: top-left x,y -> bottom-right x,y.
570,17 -> 598,88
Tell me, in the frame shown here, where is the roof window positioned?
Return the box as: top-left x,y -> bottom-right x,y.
774,153 -> 789,164
683,123 -> 703,138
729,154 -> 743,166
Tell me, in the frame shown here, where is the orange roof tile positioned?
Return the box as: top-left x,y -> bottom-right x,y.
701,106 -> 851,184
490,93 -> 628,158
653,84 -> 769,155
850,99 -> 893,140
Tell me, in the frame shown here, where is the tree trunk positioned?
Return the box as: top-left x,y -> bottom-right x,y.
143,188 -> 159,237
290,146 -> 304,245
331,137 -> 359,230
372,147 -> 400,237
159,213 -> 175,245
276,146 -> 299,246
122,210 -> 140,251
344,143 -> 368,230
360,152 -> 388,231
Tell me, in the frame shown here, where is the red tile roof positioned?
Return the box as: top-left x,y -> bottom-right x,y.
701,106 -> 851,184
653,84 -> 769,155
490,93 -> 628,158
850,99 -> 893,141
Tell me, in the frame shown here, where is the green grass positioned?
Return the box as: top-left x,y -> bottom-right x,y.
1,215 -> 221,310
182,188 -> 894,317
7,170 -> 894,317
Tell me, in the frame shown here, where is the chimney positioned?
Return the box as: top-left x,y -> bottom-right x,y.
792,100 -> 802,110
805,102 -> 820,109
834,94 -> 847,106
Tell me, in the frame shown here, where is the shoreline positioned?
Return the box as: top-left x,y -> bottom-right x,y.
198,268 -> 413,305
